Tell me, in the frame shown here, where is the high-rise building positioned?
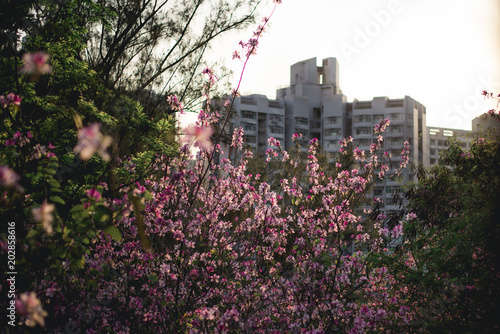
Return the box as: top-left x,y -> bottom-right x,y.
428,127 -> 472,166
228,57 -> 431,210
472,113 -> 500,136
228,94 -> 285,156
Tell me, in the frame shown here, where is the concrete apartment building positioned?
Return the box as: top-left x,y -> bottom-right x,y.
227,57 -> 432,210
428,127 -> 472,166
229,94 -> 285,157
227,57 -> 500,208
274,58 -> 428,167
472,113 -> 500,136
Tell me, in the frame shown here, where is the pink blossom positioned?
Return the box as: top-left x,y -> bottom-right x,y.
7,92 -> 21,105
16,292 -> 48,327
405,212 -> 417,221
183,125 -> 214,150
73,123 -> 112,161
0,93 -> 22,108
339,136 -> 353,147
166,94 -> 183,113
374,118 -> 390,133
267,137 -> 281,148
86,188 -> 102,201
292,133 -> 302,141
231,127 -> 244,150
32,200 -> 55,235
0,165 -> 21,189
19,52 -> 52,75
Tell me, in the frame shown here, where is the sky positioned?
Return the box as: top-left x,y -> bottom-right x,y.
199,0 -> 500,131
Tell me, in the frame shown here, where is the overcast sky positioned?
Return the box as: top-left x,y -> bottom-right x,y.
202,0 -> 500,131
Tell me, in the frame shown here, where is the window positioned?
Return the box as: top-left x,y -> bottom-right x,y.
387,100 -> 404,108
295,117 -> 308,126
389,124 -> 403,133
354,115 -> 371,123
241,122 -> 256,132
438,140 -> 444,146
373,187 -> 383,196
269,101 -> 281,108
391,149 -> 401,157
390,113 -> 402,121
245,135 -> 256,143
355,102 -> 372,109
430,139 -> 436,145
356,127 -> 372,135
408,114 -> 413,121
270,125 -> 284,134
325,116 -> 340,125
388,137 -> 404,146
325,140 -> 338,148
241,110 -> 256,119
357,138 -> 371,146
269,114 -> 283,123
373,114 -> 384,121
385,198 -> 396,206
324,128 -> 341,137
241,97 -> 255,105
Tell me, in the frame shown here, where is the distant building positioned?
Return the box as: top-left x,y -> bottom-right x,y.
229,94 -> 285,156
229,57 -> 432,211
472,113 -> 500,136
428,127 -> 472,166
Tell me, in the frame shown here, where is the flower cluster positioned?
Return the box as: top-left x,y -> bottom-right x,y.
19,52 -> 52,76
166,94 -> 184,113
5,131 -> 31,147
46,123 -> 415,332
73,123 -> 112,161
16,292 -> 48,327
0,93 -> 21,108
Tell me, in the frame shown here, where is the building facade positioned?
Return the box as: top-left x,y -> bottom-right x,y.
428,127 -> 472,166
228,57 -> 432,210
472,113 -> 500,136
229,94 -> 285,157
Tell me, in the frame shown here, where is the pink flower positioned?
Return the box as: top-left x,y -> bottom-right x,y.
19,52 -> 52,75
267,137 -> 281,148
0,165 -> 21,189
166,95 -> 183,113
292,133 -> 302,141
183,125 -> 214,150
86,188 -> 102,201
32,200 -> 55,235
0,93 -> 22,108
73,123 -> 112,161
7,92 -> 21,106
231,127 -> 245,150
405,212 -> 417,221
339,136 -> 353,147
374,118 -> 391,133
16,292 -> 48,327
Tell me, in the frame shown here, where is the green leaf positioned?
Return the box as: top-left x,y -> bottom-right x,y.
104,225 -> 122,242
48,178 -> 61,188
148,273 -> 159,283
70,204 -> 86,213
94,205 -> 111,225
45,168 -> 57,175
50,195 -> 66,205
26,229 -> 40,239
